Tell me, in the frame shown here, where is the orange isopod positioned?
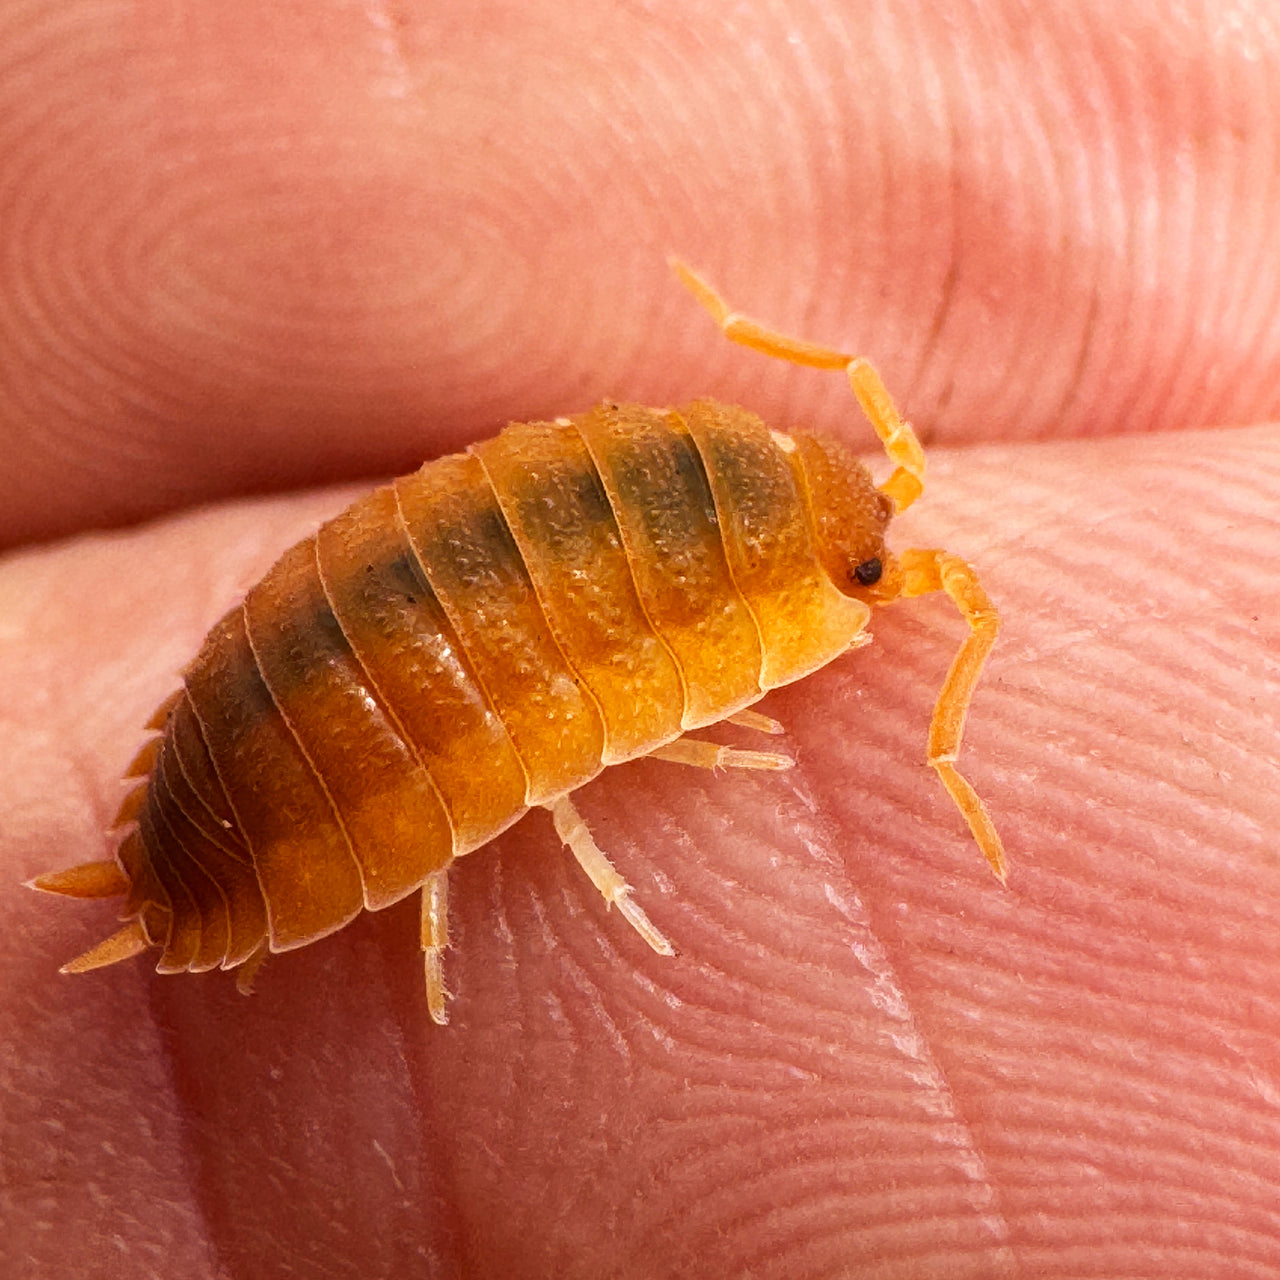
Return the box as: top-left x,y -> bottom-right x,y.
29,262 -> 1005,1024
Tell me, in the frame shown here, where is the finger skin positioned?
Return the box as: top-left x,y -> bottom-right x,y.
5,0 -> 1280,1274
2,0 -> 1280,545
3,425 -> 1278,1278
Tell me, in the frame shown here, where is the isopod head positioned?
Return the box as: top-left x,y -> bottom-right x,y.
788,431 -> 898,602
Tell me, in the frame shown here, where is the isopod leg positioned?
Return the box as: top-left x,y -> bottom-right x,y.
896,548 -> 1007,881
420,869 -> 450,1026
671,260 -> 925,510
725,709 -> 785,736
649,737 -> 793,772
235,940 -> 269,995
543,795 -> 675,957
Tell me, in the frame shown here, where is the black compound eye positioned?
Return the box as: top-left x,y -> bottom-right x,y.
851,557 -> 883,586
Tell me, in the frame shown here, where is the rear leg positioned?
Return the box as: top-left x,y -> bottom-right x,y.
420,869 -> 451,1025
234,939 -> 270,995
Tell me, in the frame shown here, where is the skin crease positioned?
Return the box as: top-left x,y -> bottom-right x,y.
2,0 -> 1280,1276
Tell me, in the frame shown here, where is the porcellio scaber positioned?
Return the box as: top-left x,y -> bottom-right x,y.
30,262 -> 1005,1024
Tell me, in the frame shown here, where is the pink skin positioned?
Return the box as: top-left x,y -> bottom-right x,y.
3,2 -> 1280,1276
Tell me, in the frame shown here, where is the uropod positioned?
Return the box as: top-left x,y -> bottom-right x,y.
29,262 -> 1006,1024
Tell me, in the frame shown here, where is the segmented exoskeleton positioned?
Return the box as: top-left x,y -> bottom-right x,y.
31,263 -> 1005,1023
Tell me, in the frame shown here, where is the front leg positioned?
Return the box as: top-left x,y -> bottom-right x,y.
543,795 -> 675,957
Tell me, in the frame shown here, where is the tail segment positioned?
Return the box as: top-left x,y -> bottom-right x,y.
26,859 -> 129,899
26,859 -> 149,974
59,920 -> 150,974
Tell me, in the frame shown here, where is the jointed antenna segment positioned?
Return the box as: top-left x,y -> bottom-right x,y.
671,259 -> 926,512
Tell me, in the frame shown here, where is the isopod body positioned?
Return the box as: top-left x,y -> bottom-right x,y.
31,263 -> 1006,1023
